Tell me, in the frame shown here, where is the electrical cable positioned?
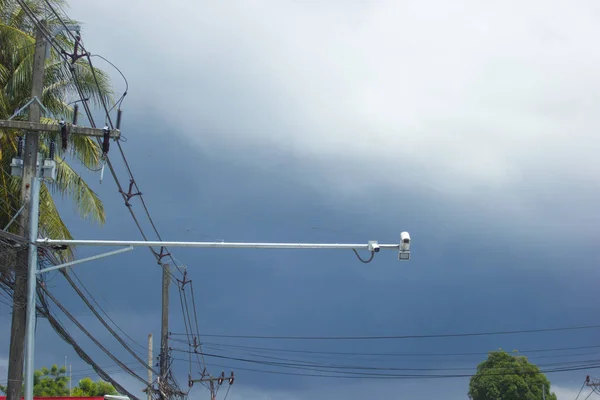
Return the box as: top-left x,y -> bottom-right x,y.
171,348 -> 600,375
575,379 -> 588,400
40,285 -> 148,385
171,323 -> 600,341
21,4 -> 230,397
172,354 -> 600,380
59,268 -> 157,373
0,273 -> 138,399
352,248 -> 374,263
198,341 -> 600,359
69,268 -> 148,351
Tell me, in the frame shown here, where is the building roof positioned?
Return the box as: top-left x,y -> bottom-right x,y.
0,397 -> 104,400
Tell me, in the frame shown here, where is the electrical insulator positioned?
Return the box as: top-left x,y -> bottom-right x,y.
102,126 -> 110,154
72,104 -> 79,125
17,136 -> 24,157
49,140 -> 56,159
73,34 -> 80,62
60,121 -> 68,150
116,109 -> 123,130
218,371 -> 224,385
229,371 -> 234,385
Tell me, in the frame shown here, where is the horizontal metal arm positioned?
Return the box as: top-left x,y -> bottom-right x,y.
37,239 -> 400,250
36,246 -> 134,275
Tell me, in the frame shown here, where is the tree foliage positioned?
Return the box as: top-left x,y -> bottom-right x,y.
0,364 -> 118,396
468,351 -> 558,400
71,377 -> 117,397
0,0 -> 114,261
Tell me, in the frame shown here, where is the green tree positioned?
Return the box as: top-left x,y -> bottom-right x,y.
32,364 -> 69,396
0,0 -> 114,255
72,377 -> 117,396
468,351 -> 558,400
0,364 -> 118,396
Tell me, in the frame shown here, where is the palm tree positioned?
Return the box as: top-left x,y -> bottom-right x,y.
1,3 -> 115,400
0,0 -> 114,257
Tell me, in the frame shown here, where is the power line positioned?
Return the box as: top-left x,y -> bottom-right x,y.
173,355 -> 600,380
172,348 -> 600,374
22,4 -> 205,396
170,323 -> 600,341
200,343 -> 600,367
40,285 -> 148,385
197,341 -> 600,359
575,379 -> 588,400
69,269 -> 148,351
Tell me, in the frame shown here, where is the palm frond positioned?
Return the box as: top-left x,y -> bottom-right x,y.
49,158 -> 105,225
38,181 -> 74,260
0,0 -> 111,249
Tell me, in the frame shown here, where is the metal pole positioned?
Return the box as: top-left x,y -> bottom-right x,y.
23,174 -> 41,400
37,239 -> 400,250
37,246 -> 134,274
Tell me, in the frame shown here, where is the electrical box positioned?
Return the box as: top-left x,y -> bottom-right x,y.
42,159 -> 57,181
10,157 -> 23,177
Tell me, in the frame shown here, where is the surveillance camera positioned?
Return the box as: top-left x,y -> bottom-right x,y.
398,232 -> 411,261
368,240 -> 380,253
400,232 -> 411,249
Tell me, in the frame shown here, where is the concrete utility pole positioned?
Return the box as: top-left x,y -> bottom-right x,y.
5,21 -> 47,400
160,264 -> 170,383
148,333 -> 153,400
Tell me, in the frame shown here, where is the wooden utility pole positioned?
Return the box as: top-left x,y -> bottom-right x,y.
5,21 -> 47,400
148,333 -> 153,400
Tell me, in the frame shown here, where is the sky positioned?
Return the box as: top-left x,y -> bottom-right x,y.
2,0 -> 600,399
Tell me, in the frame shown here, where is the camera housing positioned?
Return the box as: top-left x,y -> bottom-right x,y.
368,240 -> 380,253
399,232 -> 411,260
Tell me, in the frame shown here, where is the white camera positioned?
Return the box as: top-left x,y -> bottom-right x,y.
368,240 -> 380,253
398,232 -> 411,260
400,232 -> 411,249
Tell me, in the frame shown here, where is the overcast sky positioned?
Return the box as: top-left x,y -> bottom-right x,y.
2,0 -> 600,399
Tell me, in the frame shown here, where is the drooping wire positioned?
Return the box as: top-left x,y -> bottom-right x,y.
171,347 -> 600,375
41,286 -> 148,384
171,353 -> 600,380
201,341 -> 600,357
171,322 -> 600,341
26,4 -> 207,396
88,53 -> 128,112
352,248 -> 374,263
69,269 -> 148,351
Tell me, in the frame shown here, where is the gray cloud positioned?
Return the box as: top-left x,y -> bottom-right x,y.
6,1 -> 596,399
67,0 -> 600,233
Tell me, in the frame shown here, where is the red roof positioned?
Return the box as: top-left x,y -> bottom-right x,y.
0,397 -> 104,400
